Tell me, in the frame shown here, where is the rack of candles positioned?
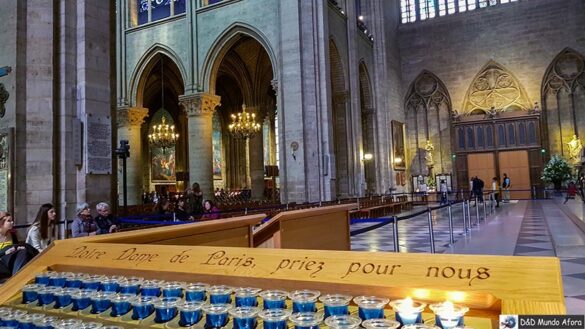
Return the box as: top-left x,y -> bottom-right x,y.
3,271 -> 477,329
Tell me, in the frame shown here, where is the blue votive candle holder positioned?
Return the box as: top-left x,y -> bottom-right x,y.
119,277 -> 143,295
289,290 -> 320,313
48,272 -> 70,287
53,288 -> 78,309
90,291 -> 115,314
289,312 -> 324,329
141,280 -> 162,297
319,294 -> 352,318
353,296 -> 389,321
230,306 -> 260,329
153,296 -> 181,323
429,301 -> 469,329
209,285 -> 233,304
259,290 -> 288,310
400,325 -> 440,329
324,315 -> 362,329
22,284 -> 43,304
35,272 -> 52,285
178,301 -> 204,327
202,303 -> 232,329
362,319 -> 401,329
18,313 -> 45,329
82,275 -> 104,290
131,296 -> 158,320
100,278 -> 120,293
235,287 -> 262,307
37,287 -> 59,306
259,308 -> 292,329
71,289 -> 94,311
110,294 -> 134,317
79,322 -> 104,328
185,283 -> 209,302
57,318 -> 84,328
389,298 -> 426,326
1,313 -> 20,328
33,315 -> 59,329
65,273 -> 84,288
162,282 -> 184,298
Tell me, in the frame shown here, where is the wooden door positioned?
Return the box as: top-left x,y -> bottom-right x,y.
499,150 -> 531,200
467,153 -> 495,195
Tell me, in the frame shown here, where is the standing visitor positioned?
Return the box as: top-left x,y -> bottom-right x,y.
502,173 -> 511,203
578,173 -> 585,202
26,203 -> 56,252
564,182 -> 577,204
439,180 -> 448,205
71,203 -> 98,238
186,182 -> 204,219
491,177 -> 500,208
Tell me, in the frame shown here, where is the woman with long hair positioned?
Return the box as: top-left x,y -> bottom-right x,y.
26,203 -> 56,252
200,199 -> 221,220
0,211 -> 37,280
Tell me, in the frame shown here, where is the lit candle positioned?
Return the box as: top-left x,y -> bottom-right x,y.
389,297 -> 426,326
429,301 -> 469,329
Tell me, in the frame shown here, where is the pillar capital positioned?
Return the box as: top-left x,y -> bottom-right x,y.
179,92 -> 221,117
117,106 -> 148,127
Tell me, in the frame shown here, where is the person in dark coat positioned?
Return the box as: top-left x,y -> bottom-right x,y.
95,202 -> 120,234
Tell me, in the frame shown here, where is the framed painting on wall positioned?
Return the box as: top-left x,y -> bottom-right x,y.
151,147 -> 176,182
392,120 -> 406,170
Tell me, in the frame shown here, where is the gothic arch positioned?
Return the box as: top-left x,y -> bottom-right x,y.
542,48 -> 585,155
129,44 -> 188,108
405,70 -> 452,176
359,61 -> 376,193
202,22 -> 278,94
462,60 -> 531,115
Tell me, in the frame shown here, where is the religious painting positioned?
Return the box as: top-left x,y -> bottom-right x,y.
212,114 -> 222,179
151,147 -> 176,182
392,120 -> 406,170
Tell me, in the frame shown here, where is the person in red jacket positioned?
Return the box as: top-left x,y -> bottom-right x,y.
564,182 -> 577,204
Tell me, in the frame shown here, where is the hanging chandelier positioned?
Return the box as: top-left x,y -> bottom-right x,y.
148,56 -> 178,151
228,104 -> 261,139
148,115 -> 178,150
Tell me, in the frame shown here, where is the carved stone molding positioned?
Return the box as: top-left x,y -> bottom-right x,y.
179,93 -> 221,117
405,71 -> 451,113
462,60 -> 531,115
117,107 -> 148,127
333,91 -> 349,105
271,79 -> 279,93
543,48 -> 585,95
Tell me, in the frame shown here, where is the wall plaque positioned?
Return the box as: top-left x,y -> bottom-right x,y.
85,114 -> 112,174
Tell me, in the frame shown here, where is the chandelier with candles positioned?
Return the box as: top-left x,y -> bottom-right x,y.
228,104 -> 261,139
148,115 -> 178,151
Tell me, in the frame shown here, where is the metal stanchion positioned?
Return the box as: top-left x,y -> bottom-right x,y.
448,204 -> 454,245
475,197 -> 480,226
461,200 -> 468,235
427,210 -> 436,253
245,207 -> 248,215
392,216 -> 400,253
483,198 -> 487,220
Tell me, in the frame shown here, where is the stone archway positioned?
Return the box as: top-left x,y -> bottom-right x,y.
359,61 -> 376,194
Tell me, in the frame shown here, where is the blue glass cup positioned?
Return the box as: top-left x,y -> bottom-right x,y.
259,290 -> 288,310
53,288 -> 78,309
389,298 -> 426,326
18,313 -> 45,329
71,289 -> 94,311
235,287 -> 262,307
1,313 -> 20,328
230,306 -> 260,329
65,273 -> 85,288
289,290 -> 320,313
57,318 -> 84,328
37,287 -> 59,306
161,282 -> 184,298
118,277 -> 143,295
185,283 -> 209,302
35,272 -> 53,285
202,303 -> 232,329
110,294 -> 135,317
258,308 -> 292,329
90,291 -> 115,314
353,296 -> 389,321
82,275 -> 104,291
21,284 -> 43,304
153,296 -> 181,323
100,278 -> 120,293
289,312 -> 324,329
324,315 -> 362,329
362,319 -> 401,329
141,280 -> 162,297
319,294 -> 352,318
131,296 -> 158,320
400,325 -> 440,329
33,315 -> 59,329
48,272 -> 69,288
429,302 -> 468,329
178,301 -> 204,327
79,322 -> 105,328
209,285 -> 233,304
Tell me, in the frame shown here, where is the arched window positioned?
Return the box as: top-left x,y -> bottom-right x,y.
528,122 -> 537,145
458,127 -> 465,150
467,127 -> 475,148
486,126 -> 494,148
402,0 -> 518,23
508,124 -> 516,146
498,125 -> 506,146
518,122 -> 526,145
477,126 -> 484,148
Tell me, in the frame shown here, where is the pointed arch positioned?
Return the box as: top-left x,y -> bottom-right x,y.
129,43 -> 187,108
358,61 -> 374,109
462,60 -> 531,115
201,22 -> 278,94
542,48 -> 585,155
359,60 -> 376,193
404,70 -> 452,176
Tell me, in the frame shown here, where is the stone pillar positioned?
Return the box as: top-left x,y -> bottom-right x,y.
117,106 -> 148,205
179,92 -> 221,198
248,107 -> 265,199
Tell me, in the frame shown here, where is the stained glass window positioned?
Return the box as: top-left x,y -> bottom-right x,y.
402,0 -> 519,23
401,0 -> 416,23
132,0 -> 186,27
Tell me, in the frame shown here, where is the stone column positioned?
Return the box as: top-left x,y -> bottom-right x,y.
179,92 -> 221,198
248,106 -> 265,199
117,106 -> 149,205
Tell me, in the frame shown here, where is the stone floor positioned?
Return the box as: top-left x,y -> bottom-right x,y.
350,198 -> 585,314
